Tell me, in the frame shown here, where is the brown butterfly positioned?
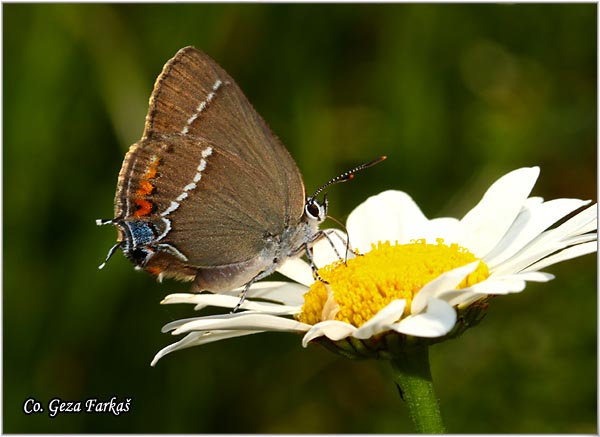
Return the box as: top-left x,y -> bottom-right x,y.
98,46 -> 384,304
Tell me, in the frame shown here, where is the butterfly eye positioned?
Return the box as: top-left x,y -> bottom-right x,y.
305,199 -> 324,221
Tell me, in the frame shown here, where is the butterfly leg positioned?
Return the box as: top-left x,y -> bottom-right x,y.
232,281 -> 252,313
231,262 -> 279,313
304,243 -> 329,284
314,229 -> 356,264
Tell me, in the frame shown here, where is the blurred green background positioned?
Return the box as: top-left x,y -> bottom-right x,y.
4,3 -> 596,433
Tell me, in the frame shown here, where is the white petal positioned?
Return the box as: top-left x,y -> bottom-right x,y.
353,300 -> 406,339
445,289 -> 486,307
506,271 -> 555,282
244,281 -> 309,307
561,233 -> 597,247
525,196 -> 545,207
161,313 -> 239,333
456,167 -> 540,258
151,330 -> 261,366
346,190 -> 430,253
467,277 -> 527,294
172,313 -> 311,335
578,218 -> 598,235
411,261 -> 480,314
160,291 -> 300,314
522,204 -> 597,253
444,271 -> 554,306
277,258 -> 314,287
301,320 -> 357,346
523,241 -> 597,272
494,233 -> 596,276
484,198 -> 590,268
392,298 -> 456,337
424,217 -> 460,243
556,203 -> 597,235
208,278 -> 308,302
452,292 -> 490,308
161,293 -> 202,305
320,286 -> 340,320
190,295 -> 299,314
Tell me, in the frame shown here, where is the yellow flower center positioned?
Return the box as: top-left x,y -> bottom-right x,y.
297,239 -> 489,327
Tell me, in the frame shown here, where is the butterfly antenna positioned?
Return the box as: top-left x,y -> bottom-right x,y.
310,155 -> 387,202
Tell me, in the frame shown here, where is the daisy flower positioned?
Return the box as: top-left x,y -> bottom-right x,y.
151,166 -> 596,366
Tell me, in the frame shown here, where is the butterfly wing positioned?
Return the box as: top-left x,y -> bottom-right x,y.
112,47 -> 307,289
143,46 -> 305,222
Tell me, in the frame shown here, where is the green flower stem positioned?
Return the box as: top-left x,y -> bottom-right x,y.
390,344 -> 445,433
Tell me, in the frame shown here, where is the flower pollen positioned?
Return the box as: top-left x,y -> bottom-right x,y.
298,239 -> 489,327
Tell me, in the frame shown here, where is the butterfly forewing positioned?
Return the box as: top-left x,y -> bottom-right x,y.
143,47 -> 305,218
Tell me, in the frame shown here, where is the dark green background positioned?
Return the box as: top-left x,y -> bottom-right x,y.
4,3 -> 596,433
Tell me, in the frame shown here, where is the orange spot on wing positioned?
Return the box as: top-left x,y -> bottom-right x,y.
146,266 -> 163,276
137,179 -> 155,196
145,161 -> 158,179
134,199 -> 153,217
134,156 -> 161,217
